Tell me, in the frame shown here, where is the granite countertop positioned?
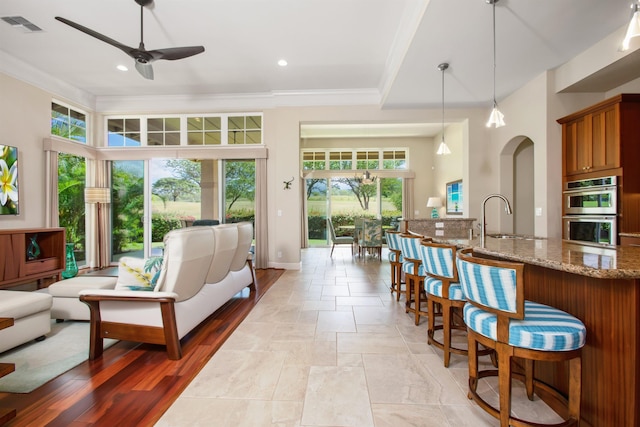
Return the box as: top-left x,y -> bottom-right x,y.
432,235 -> 640,280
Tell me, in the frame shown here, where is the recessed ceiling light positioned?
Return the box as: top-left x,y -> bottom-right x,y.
277,59 -> 288,67
117,64 -> 128,71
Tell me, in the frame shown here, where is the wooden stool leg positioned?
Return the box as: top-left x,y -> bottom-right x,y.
568,356 -> 582,422
443,301 -> 451,367
497,343 -> 513,427
524,359 -> 534,400
467,332 -> 479,398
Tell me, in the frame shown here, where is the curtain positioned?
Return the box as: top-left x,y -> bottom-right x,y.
86,159 -> 112,268
402,177 -> 414,220
45,150 -> 59,228
255,159 -> 268,269
300,175 -> 309,248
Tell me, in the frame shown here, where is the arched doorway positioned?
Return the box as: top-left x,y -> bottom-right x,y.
500,136 -> 535,235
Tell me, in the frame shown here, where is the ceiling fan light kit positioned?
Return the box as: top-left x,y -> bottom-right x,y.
436,62 -> 451,155
55,0 -> 205,80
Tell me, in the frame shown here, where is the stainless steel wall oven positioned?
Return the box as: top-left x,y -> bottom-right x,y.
562,176 -> 618,246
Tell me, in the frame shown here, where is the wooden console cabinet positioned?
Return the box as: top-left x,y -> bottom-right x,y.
0,228 -> 66,290
0,317 -> 16,425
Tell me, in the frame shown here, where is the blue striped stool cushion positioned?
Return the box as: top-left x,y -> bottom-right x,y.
402,261 -> 424,276
463,301 -> 586,351
388,251 -> 403,263
420,245 -> 455,279
424,277 -> 465,301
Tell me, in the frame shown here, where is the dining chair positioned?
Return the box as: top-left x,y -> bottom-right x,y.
457,248 -> 586,427
359,218 -> 382,259
328,218 -> 354,257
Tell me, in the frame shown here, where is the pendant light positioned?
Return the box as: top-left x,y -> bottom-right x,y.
486,0 -> 505,128
436,62 -> 452,155
622,2 -> 640,51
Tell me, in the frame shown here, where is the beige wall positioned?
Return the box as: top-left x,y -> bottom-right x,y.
0,74 -> 55,229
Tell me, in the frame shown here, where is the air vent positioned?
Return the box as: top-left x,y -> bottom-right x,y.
1,16 -> 43,32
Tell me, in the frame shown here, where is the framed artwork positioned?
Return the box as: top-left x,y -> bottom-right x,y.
0,145 -> 19,215
446,179 -> 462,215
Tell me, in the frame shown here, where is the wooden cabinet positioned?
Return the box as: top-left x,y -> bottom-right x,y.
0,318 -> 16,425
559,94 -> 640,235
0,228 -> 65,290
559,98 -> 624,177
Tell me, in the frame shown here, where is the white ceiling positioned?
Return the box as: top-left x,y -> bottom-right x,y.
0,0 -> 638,116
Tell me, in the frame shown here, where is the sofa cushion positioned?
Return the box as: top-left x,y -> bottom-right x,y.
157,227 -> 216,301
49,276 -> 117,297
0,290 -> 52,320
205,224 -> 238,284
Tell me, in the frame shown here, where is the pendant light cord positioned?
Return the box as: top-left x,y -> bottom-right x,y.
491,0 -> 497,107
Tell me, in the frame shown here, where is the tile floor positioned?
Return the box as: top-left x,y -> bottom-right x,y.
157,247 -> 562,427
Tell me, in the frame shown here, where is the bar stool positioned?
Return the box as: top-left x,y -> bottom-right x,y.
419,240 -> 468,367
385,230 -> 403,301
399,233 -> 429,325
456,248 -> 586,427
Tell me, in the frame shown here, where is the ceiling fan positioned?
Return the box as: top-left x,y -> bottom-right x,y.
55,0 -> 205,80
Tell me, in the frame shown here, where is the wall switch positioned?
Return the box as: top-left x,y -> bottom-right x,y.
535,207 -> 542,217
277,210 -> 282,217
277,251 -> 282,258
414,210 -> 419,216
435,230 -> 444,236
435,222 -> 444,228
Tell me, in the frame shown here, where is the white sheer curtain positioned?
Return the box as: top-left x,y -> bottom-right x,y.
300,175 -> 309,248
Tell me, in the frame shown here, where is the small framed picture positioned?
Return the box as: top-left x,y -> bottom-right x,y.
0,145 -> 19,215
446,179 -> 462,215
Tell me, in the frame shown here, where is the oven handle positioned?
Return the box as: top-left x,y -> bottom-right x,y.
562,186 -> 617,195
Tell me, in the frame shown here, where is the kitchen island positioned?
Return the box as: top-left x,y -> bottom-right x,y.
427,234 -> 640,427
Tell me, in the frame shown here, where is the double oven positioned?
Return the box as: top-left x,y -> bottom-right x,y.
562,176 -> 618,246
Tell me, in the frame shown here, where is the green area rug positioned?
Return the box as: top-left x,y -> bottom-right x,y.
0,319 -> 116,393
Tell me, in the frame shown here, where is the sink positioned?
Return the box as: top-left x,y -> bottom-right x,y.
487,233 -> 543,241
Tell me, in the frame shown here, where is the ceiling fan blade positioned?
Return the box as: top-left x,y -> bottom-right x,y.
55,17 -> 136,58
135,61 -> 154,80
148,46 -> 205,61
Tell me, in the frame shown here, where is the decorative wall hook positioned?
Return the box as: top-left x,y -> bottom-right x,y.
283,177 -> 294,190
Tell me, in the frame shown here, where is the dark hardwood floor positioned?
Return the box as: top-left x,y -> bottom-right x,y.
0,268 -> 284,427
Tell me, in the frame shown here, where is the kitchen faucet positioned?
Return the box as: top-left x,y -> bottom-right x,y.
480,194 -> 513,247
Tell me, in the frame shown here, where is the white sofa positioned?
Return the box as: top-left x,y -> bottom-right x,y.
79,222 -> 255,360
0,290 -> 52,353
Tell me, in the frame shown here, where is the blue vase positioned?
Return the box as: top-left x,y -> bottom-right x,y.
27,234 -> 40,260
62,243 -> 78,279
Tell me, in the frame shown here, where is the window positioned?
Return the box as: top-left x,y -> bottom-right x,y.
302,152 -> 326,170
383,150 -> 406,169
108,118 -> 141,146
356,151 -> 379,170
329,151 -> 352,170
148,117 -> 180,146
58,153 -> 87,265
106,113 -> 262,147
187,116 -> 221,145
228,115 -> 262,144
51,102 -> 87,143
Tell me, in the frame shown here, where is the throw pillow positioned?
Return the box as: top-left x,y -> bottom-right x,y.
116,256 -> 158,291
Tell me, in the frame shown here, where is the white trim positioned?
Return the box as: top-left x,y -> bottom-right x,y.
268,261 -> 301,270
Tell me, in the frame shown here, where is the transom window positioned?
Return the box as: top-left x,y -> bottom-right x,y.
188,117 -> 222,145
51,101 -> 87,143
356,151 -> 379,170
383,150 -> 406,169
302,152 -> 326,170
106,114 -> 262,147
302,149 -> 407,171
